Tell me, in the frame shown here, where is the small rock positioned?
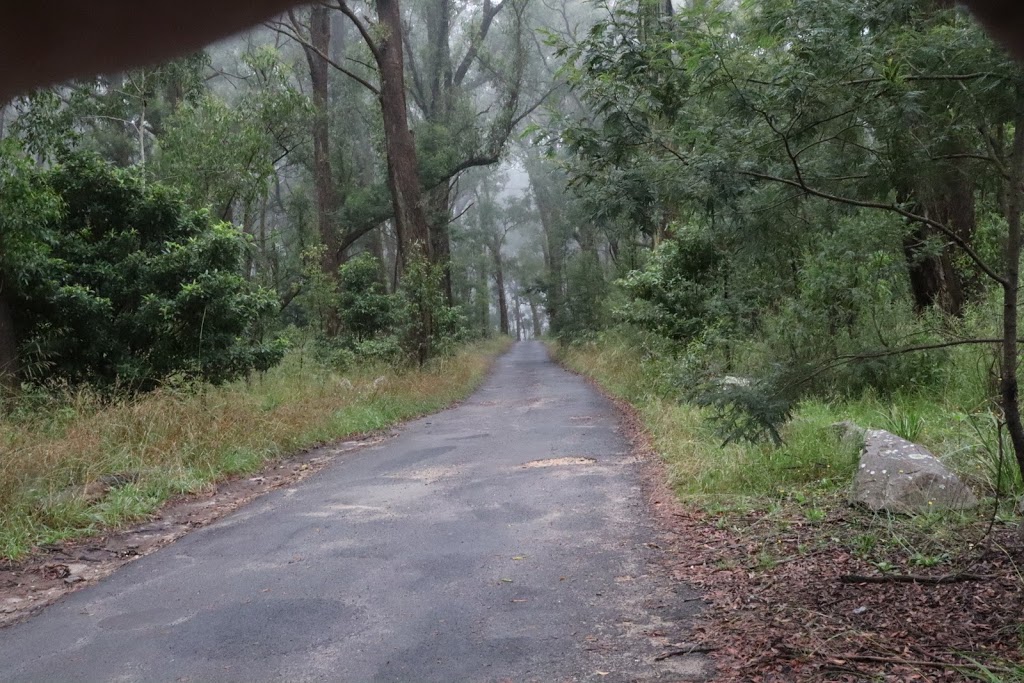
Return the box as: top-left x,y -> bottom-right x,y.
42,564 -> 70,579
831,420 -> 867,447
63,575 -> 85,586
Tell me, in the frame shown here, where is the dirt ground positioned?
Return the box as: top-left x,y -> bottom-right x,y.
612,389 -> 1024,683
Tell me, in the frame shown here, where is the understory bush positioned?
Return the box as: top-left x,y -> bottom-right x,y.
3,152 -> 284,391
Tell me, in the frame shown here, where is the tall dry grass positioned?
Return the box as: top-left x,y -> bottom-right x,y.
0,338 -> 511,559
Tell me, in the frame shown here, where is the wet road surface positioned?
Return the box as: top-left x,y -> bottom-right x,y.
0,341 -> 706,682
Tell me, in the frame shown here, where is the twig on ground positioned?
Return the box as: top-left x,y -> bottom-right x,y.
654,645 -> 720,661
839,573 -> 993,585
844,654 -> 1010,673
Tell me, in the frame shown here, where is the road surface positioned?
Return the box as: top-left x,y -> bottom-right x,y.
0,341 -> 706,682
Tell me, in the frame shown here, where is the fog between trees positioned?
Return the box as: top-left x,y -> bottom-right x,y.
4,0 -> 1024,477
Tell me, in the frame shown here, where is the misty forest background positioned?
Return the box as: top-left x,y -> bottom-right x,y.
3,0 -> 1024,562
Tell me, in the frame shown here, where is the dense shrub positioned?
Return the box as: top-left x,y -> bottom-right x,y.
6,153 -> 284,390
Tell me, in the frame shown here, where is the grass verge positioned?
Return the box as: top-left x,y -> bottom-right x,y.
0,337 -> 512,560
554,336 -> 1014,505
554,335 -> 1024,681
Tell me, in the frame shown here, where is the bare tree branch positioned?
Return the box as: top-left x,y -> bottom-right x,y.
737,171 -> 1006,286
401,18 -> 428,112
334,0 -> 383,63
266,20 -> 380,95
453,0 -> 507,86
842,72 -> 1009,86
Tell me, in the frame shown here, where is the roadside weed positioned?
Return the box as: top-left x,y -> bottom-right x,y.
878,404 -> 926,442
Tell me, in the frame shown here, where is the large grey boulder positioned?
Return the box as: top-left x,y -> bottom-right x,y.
845,426 -> 978,514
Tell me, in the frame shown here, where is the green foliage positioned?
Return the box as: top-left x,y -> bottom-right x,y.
303,253 -> 467,369
5,152 -> 284,390
553,250 -> 608,340
396,256 -> 467,363
157,48 -> 310,212
617,228 -> 724,343
695,374 -> 796,446
0,139 -> 64,280
878,404 -> 927,442
539,0 -> 1023,446
337,253 -> 394,341
555,333 -> 862,497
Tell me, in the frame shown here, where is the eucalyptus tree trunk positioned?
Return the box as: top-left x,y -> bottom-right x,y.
0,286 -> 18,391
530,299 -> 542,338
301,5 -> 344,335
137,95 -> 147,175
424,0 -> 456,302
375,0 -> 431,267
491,241 -> 509,336
1002,102 -> 1024,476
425,184 -> 454,302
476,249 -> 490,336
900,161 -> 976,318
512,287 -> 524,341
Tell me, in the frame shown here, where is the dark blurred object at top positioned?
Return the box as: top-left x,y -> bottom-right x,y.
0,1 -> 1021,103
959,0 -> 1024,59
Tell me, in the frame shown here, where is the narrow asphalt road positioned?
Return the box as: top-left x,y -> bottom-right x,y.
0,341 -> 706,683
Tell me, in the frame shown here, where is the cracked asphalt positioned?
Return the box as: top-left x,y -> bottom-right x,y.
0,341 -> 707,683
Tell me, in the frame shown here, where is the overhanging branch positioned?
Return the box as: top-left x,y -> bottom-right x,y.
739,169 -> 1007,286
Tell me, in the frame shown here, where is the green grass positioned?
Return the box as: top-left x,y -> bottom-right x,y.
0,337 -> 512,560
552,332 -> 1024,578
556,338 -> 860,501
963,663 -> 1024,682
553,331 -> 1024,677
554,336 -> 1006,504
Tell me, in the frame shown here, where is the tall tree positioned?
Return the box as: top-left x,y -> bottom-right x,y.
299,6 -> 346,333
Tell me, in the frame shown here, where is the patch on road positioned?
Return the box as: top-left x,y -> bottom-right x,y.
522,457 -> 597,468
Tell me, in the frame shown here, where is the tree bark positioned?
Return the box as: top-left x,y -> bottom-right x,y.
375,0 -> 431,267
423,0 -> 455,301
1003,102 -> 1024,477
512,286 -> 524,341
425,183 -> 454,302
530,299 -> 542,338
369,0 -> 435,363
901,162 -> 976,317
491,240 -> 509,335
301,5 -> 344,335
0,286 -> 19,391
902,221 -> 966,317
476,248 -> 490,336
